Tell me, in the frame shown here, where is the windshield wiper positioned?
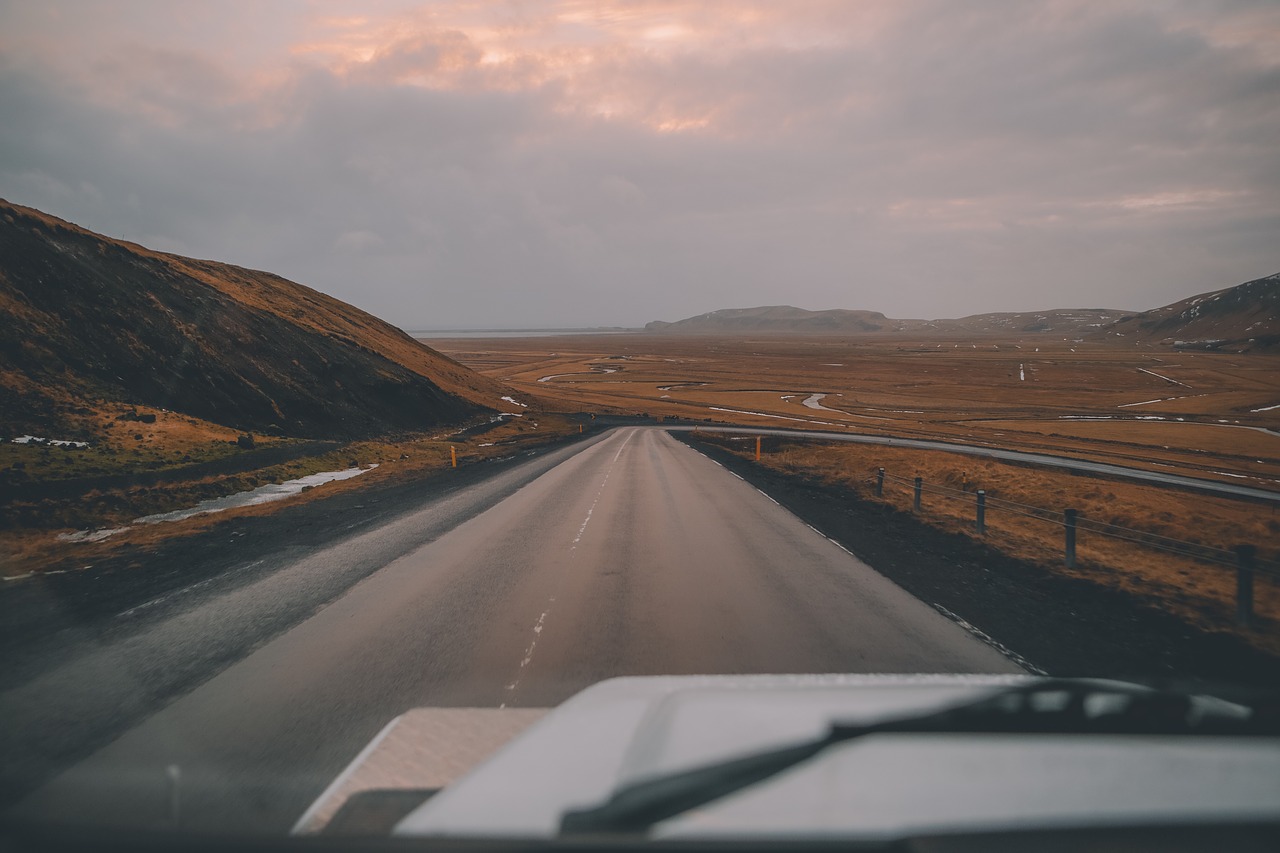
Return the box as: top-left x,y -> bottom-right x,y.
559,679 -> 1279,836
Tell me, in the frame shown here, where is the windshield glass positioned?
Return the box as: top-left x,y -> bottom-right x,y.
1,0 -> 1278,844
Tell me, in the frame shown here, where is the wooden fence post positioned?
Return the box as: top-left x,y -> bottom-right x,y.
913,477 -> 922,512
976,490 -> 986,535
875,468 -> 884,497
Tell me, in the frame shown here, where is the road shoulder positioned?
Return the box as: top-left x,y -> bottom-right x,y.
673,431 -> 1280,688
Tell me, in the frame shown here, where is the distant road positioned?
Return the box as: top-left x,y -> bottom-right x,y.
7,428 -> 1018,833
666,425 -> 1280,503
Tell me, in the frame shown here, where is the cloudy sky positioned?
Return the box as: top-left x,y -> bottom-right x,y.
1,1 -> 1277,328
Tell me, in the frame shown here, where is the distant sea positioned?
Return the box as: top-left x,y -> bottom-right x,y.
407,328 -> 639,339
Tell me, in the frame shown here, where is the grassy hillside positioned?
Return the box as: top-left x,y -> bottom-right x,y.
1096,273 -> 1280,351
0,199 -> 511,442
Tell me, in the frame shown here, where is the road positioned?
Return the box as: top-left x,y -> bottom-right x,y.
6,428 -> 1020,834
666,426 -> 1280,503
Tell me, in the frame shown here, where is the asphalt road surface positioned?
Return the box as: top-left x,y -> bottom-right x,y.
7,428 -> 1020,834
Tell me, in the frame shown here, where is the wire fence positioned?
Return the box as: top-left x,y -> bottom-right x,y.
873,468 -> 1277,628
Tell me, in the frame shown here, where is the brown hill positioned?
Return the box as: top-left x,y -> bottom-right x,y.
646,305 -> 1123,336
646,305 -> 891,334
1094,273 -> 1280,351
0,199 -> 508,440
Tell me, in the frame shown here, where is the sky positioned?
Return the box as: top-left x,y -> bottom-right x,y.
1,1 -> 1278,329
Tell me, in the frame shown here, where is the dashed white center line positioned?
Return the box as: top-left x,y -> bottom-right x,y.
503,597 -> 555,706
503,433 -> 638,707
570,431 -> 633,551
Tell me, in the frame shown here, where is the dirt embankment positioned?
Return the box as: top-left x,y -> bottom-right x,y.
675,431 -> 1280,688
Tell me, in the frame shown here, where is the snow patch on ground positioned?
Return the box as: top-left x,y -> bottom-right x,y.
1137,367 -> 1192,388
1117,394 -> 1207,408
539,366 -> 620,382
57,528 -> 127,543
10,435 -> 91,448
58,465 -> 379,542
801,393 -> 842,412
135,466 -> 379,524
708,407 -> 837,426
500,396 -> 528,408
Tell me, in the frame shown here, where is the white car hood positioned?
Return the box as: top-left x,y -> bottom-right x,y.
392,673 -> 1280,839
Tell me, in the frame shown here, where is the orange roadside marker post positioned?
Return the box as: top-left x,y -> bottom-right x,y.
450,446 -> 457,468
755,435 -> 761,461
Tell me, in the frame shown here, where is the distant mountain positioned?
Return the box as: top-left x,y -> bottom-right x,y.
646,306 -> 892,334
0,199 -> 507,439
1094,273 -> 1279,351
646,305 -> 1124,336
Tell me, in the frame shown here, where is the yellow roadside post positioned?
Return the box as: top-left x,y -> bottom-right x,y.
450,446 -> 457,468
755,435 -> 761,461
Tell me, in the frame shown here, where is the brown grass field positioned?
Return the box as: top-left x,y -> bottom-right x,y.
433,332 -> 1280,651
433,333 -> 1280,490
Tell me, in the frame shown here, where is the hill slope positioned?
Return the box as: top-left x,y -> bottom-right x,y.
1095,273 -> 1280,351
646,306 -> 892,334
0,199 -> 507,439
646,305 -> 1123,336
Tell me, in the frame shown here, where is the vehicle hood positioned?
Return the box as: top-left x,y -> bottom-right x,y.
391,673 -> 1280,839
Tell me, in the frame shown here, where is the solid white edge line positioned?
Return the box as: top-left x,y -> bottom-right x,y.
824,536 -> 855,556
931,604 -> 1046,676
676,433 -> 1044,674
677,429 -> 1048,677
291,713 -> 405,835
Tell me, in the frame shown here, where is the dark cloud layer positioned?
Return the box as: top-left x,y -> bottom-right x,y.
1,1 -> 1277,327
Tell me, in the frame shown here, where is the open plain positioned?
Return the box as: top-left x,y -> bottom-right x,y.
432,332 -> 1280,492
